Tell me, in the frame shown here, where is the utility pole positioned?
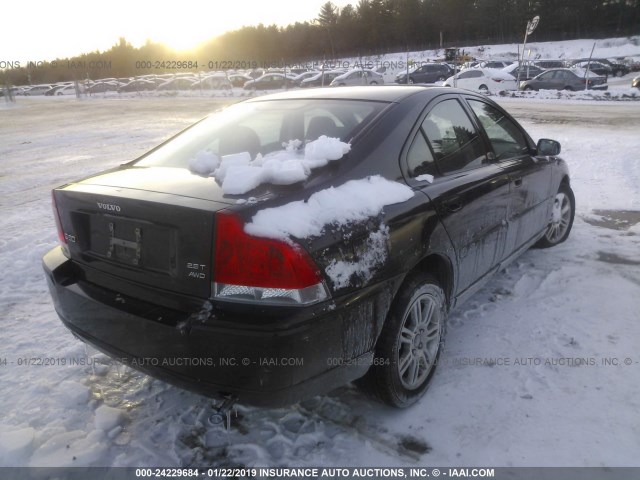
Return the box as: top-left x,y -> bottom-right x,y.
517,16 -> 540,89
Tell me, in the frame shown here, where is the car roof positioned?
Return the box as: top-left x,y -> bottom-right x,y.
244,85 -> 439,103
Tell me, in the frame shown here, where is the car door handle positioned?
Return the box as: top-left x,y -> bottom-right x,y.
441,197 -> 463,212
513,178 -> 523,187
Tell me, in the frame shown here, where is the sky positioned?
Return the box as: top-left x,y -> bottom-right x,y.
0,0 -> 352,63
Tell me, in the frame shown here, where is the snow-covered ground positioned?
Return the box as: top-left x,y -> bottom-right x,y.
1,91 -> 639,469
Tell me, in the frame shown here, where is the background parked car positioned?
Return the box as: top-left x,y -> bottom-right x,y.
86,81 -> 120,94
190,75 -> 232,90
533,60 -> 566,69
502,63 -> 544,81
23,85 -> 53,96
299,70 -> 345,88
117,79 -> 157,93
243,73 -> 297,90
44,85 -> 68,96
478,60 -> 513,69
520,68 -> 608,91
228,74 -> 253,87
330,69 -> 384,86
55,84 -> 85,95
395,63 -> 452,84
291,71 -> 321,86
570,60 -> 612,77
156,77 -> 197,91
571,57 -> 630,77
444,68 -> 517,93
0,86 -> 24,96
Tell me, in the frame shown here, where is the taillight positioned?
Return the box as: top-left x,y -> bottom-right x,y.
52,191 -> 69,256
213,212 -> 329,305
492,77 -> 503,83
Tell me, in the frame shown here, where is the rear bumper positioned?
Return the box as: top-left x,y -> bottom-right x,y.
43,247 -> 399,406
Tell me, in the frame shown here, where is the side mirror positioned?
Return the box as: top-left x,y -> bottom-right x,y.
537,138 -> 561,156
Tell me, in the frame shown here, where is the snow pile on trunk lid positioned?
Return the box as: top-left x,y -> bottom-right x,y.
245,175 -> 414,241
188,136 -> 351,195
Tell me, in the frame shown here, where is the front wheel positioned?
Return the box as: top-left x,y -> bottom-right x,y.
534,183 -> 575,248
359,273 -> 447,408
478,84 -> 489,93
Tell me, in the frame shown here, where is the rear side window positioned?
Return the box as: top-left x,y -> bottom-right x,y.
468,100 -> 530,160
459,70 -> 482,79
407,129 -> 436,178
421,99 -> 487,175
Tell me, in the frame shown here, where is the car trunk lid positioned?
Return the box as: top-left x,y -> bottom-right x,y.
53,166 -> 239,299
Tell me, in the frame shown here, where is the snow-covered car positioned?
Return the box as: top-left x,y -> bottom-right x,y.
443,68 -> 517,93
478,60 -> 513,69
299,70 -> 345,88
44,86 -> 574,408
291,71 -> 321,86
520,68 -> 608,91
330,69 -> 384,86
501,63 -> 544,81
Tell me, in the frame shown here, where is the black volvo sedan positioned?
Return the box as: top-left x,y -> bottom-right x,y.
43,86 -> 574,408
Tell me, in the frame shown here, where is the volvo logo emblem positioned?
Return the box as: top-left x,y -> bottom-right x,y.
97,202 -> 121,212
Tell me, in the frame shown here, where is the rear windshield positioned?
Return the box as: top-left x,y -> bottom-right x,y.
135,99 -> 387,168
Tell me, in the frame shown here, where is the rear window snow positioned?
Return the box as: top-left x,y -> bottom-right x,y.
189,136 -> 351,194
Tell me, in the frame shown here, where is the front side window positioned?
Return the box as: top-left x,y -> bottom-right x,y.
468,100 -> 530,160
422,99 -> 486,175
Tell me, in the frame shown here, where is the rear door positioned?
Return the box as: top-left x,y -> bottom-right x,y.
403,96 -> 511,294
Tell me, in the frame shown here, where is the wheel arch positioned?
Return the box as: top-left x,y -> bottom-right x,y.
395,253 -> 454,312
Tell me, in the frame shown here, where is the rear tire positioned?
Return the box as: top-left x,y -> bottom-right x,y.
534,183 -> 575,248
358,273 -> 447,408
